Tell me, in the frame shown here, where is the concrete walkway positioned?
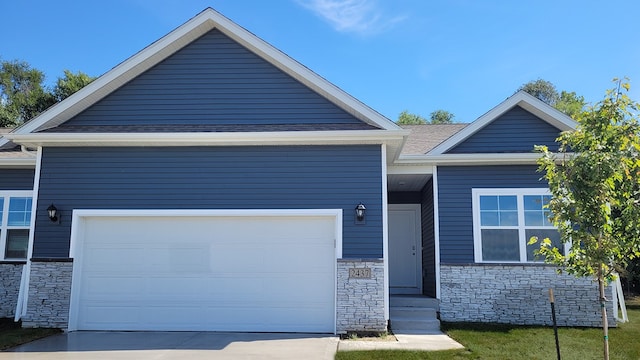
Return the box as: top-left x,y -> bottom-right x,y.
338,332 -> 465,352
4,330 -> 464,358
4,332 -> 339,360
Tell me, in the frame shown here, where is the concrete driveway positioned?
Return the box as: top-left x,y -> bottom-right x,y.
4,331 -> 339,359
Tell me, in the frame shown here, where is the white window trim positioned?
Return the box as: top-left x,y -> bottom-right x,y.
472,188 -> 556,263
0,190 -> 34,261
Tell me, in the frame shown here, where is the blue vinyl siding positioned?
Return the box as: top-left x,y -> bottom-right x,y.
437,165 -> 547,264
0,169 -> 34,190
34,145 -> 383,258
57,29 -> 366,128
420,179 -> 436,297
447,106 -> 561,153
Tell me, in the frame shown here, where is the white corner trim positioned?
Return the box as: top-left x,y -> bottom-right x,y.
432,166 -> 441,299
333,209 -> 343,335
429,91 -> 576,155
15,147 -> 42,320
381,144 -> 389,322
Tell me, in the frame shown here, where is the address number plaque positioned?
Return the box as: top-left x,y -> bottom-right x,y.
348,267 -> 372,279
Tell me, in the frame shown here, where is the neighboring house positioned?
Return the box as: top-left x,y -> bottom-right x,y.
0,8 -> 616,333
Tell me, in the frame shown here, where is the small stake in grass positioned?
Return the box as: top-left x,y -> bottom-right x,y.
549,288 -> 561,360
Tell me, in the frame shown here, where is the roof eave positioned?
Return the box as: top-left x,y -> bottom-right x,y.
396,152 -> 544,166
5,130 -> 408,147
0,8 -> 399,149
0,158 -> 37,168
428,91 -> 577,155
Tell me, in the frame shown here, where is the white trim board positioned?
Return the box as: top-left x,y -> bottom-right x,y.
429,91 -> 576,155
381,144 -> 390,322
471,188 -> 554,264
15,147 -> 42,320
433,166 -> 441,299
6,130 -> 408,148
67,208 -> 343,333
0,8 -> 400,149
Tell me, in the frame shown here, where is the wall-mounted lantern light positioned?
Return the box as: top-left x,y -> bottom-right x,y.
355,203 -> 366,223
47,204 -> 59,223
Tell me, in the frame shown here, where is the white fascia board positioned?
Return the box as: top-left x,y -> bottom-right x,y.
6,130 -> 408,148
212,12 -> 400,131
396,152 -> 544,166
0,158 -> 37,168
0,8 -> 399,150
2,14 -> 215,143
387,164 -> 434,175
429,91 -> 576,155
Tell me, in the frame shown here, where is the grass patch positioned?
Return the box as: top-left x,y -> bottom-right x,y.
0,318 -> 61,351
336,349 -> 473,360
336,297 -> 640,360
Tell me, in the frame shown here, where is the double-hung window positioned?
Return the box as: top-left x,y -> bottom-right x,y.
472,188 -> 563,263
0,191 -> 33,261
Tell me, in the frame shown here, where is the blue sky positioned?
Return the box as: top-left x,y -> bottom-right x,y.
3,0 -> 639,123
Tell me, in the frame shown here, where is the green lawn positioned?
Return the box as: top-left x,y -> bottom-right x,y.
0,319 -> 61,351
336,297 -> 640,360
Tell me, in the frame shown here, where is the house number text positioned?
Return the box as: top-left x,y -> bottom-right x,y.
349,268 -> 372,279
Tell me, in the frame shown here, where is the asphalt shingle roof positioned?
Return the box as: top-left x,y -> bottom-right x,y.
399,124 -> 467,155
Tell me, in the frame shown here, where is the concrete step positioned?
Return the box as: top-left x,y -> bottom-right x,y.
391,318 -> 441,333
390,295 -> 439,309
390,307 -> 438,319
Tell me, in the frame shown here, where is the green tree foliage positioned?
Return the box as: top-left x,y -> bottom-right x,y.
397,110 -> 427,124
0,59 -> 96,127
53,70 -> 95,102
518,79 -> 586,119
429,109 -> 455,124
531,79 -> 640,360
555,90 -> 587,119
398,109 -> 456,125
0,60 -> 55,127
518,79 -> 560,106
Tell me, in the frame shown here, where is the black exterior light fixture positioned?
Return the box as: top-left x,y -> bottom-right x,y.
355,203 -> 366,224
47,204 -> 59,223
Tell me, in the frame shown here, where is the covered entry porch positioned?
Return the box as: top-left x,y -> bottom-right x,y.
387,166 -> 437,298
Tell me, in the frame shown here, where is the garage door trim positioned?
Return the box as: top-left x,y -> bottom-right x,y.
67,208 -> 343,333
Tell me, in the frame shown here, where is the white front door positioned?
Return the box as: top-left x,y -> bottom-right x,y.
389,204 -> 422,294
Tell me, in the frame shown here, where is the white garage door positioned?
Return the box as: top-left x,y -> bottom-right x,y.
69,212 -> 337,333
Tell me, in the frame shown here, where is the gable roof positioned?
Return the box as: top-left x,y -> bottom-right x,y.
1,8 -> 402,148
428,91 -> 576,155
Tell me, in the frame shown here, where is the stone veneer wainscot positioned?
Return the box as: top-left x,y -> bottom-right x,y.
22,260 -> 73,328
0,263 -> 24,318
336,259 -> 386,333
440,264 -> 616,327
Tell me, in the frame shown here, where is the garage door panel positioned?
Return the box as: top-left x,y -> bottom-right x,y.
83,247 -> 146,270
81,276 -> 145,298
73,214 -> 336,332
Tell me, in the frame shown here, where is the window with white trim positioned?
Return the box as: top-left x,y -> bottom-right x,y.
0,191 -> 33,261
472,188 -> 563,263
